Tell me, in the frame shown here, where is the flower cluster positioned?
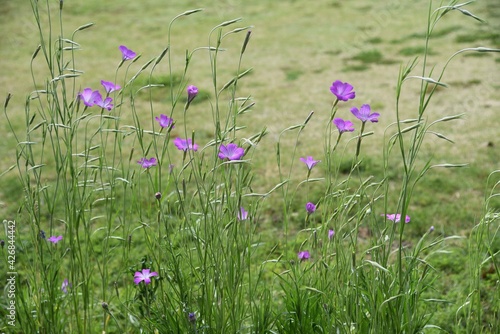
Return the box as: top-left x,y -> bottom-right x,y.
328,80 -> 380,134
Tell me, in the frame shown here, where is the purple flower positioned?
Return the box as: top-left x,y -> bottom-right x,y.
188,312 -> 196,323
351,104 -> 380,123
48,235 -> 63,244
187,85 -> 198,104
61,279 -> 70,294
298,251 -> 310,261
119,45 -> 136,60
133,268 -> 158,285
330,80 -> 355,101
155,114 -> 174,129
383,213 -> 410,223
101,80 -> 121,93
174,138 -> 198,152
300,156 -> 320,171
137,157 -> 157,168
328,229 -> 335,240
237,207 -> 248,221
333,118 -> 355,133
93,91 -> 113,111
78,88 -> 100,107
306,202 -> 316,214
218,143 -> 245,161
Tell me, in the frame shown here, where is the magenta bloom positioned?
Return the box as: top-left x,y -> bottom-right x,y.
78,88 -> 100,107
187,85 -> 198,103
330,80 -> 355,101
134,269 -> 158,285
174,138 -> 198,152
298,251 -> 310,261
137,157 -> 157,168
328,229 -> 335,240
351,104 -> 379,123
383,213 -> 410,223
101,80 -> 121,93
93,91 -> 113,111
300,156 -> 320,171
218,143 -> 245,161
47,235 -> 63,244
237,207 -> 248,221
61,279 -> 70,294
306,202 -> 316,214
333,118 -> 355,133
155,114 -> 174,128
119,45 -> 136,60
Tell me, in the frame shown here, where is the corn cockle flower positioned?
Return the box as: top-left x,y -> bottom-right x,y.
328,229 -> 335,240
383,213 -> 410,223
306,202 -> 316,214
48,235 -> 63,244
333,118 -> 355,133
300,156 -> 320,171
155,114 -> 174,128
237,207 -> 248,221
93,92 -> 113,111
61,279 -> 70,294
101,80 -> 121,93
330,80 -> 355,101
119,45 -> 136,60
174,138 -> 198,152
218,143 -> 245,161
137,157 -> 157,168
298,251 -> 310,261
187,85 -> 198,104
351,104 -> 379,123
133,269 -> 158,285
78,88 -> 100,107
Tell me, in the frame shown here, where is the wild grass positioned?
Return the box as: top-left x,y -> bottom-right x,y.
0,0 -> 499,333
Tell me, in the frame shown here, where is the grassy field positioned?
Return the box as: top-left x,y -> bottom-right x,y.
0,0 -> 499,332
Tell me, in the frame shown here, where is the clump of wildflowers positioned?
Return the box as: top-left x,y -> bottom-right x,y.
218,143 -> 245,161
137,157 -> 157,168
134,269 -> 158,285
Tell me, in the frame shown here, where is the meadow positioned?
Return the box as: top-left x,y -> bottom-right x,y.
0,0 -> 499,333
